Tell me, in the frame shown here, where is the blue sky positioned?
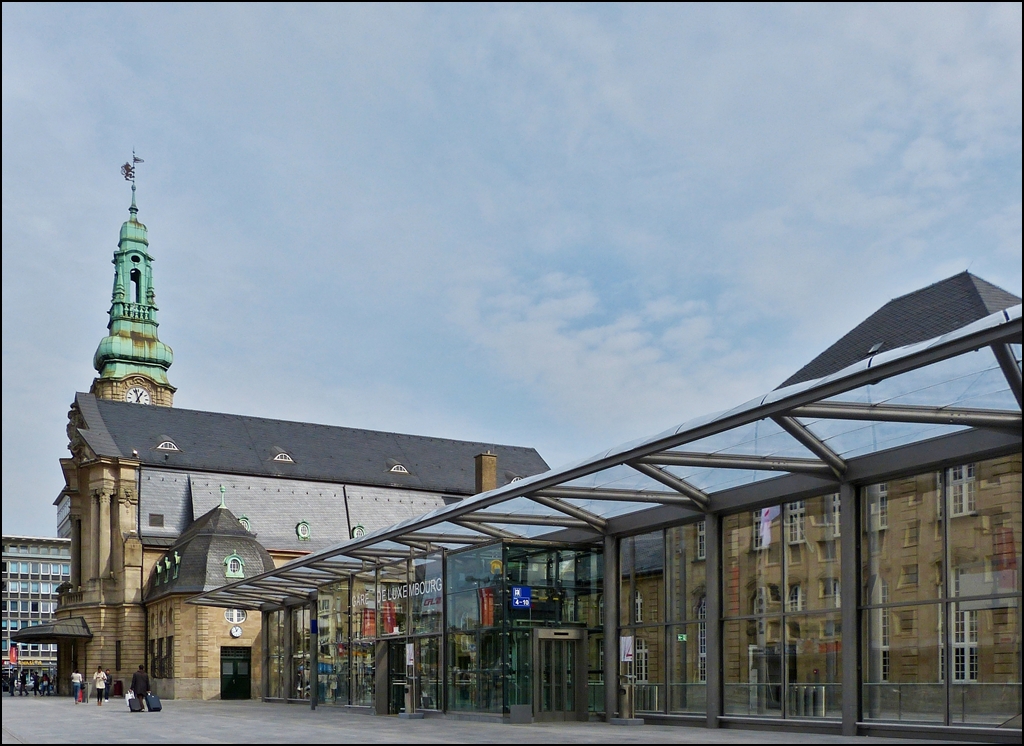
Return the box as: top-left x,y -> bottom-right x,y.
3,4 -> 1021,536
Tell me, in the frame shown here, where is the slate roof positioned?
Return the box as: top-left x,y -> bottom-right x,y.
74,393 -> 549,494
145,504 -> 276,602
780,272 -> 1021,388
187,473 -> 451,552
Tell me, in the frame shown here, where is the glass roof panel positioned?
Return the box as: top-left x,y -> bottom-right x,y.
825,347 -> 1012,409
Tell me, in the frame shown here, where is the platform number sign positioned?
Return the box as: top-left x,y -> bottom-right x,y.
511,586 -> 531,608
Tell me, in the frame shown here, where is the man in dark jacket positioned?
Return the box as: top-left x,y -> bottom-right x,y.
129,665 -> 150,711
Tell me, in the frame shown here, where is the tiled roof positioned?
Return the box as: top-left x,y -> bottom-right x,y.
780,272 -> 1020,388
74,393 -> 549,495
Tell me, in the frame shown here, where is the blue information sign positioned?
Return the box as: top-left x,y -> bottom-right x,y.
510,586 -> 531,609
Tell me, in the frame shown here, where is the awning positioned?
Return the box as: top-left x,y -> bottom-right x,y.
10,617 -> 93,642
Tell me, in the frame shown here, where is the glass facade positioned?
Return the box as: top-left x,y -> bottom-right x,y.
722,495 -> 843,719
261,455 -> 1020,734
862,455 -> 1022,726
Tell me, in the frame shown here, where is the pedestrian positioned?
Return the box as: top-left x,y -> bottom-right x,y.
104,669 -> 112,701
92,665 -> 106,706
129,664 -> 150,712
71,669 -> 83,703
40,672 -> 50,697
30,671 -> 39,696
19,670 -> 27,696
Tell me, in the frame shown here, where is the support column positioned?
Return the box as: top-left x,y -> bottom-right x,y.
705,513 -> 722,729
261,609 -> 270,700
98,492 -> 112,579
603,534 -> 619,721
309,594 -> 318,710
71,515 -> 82,589
90,493 -> 100,581
839,483 -> 859,736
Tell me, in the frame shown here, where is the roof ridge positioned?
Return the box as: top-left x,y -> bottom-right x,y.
88,395 -> 539,452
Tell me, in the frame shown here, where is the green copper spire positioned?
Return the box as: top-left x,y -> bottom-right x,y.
92,184 -> 175,390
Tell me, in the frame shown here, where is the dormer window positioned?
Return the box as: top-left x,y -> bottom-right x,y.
156,441 -> 179,451
295,521 -> 311,541
273,452 -> 294,463
389,464 -> 409,474
224,553 -> 245,579
238,515 -> 251,532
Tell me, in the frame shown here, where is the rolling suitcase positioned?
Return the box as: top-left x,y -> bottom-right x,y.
144,692 -> 162,712
127,691 -> 144,712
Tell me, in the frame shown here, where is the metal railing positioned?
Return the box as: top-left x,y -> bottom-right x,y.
863,682 -> 1023,725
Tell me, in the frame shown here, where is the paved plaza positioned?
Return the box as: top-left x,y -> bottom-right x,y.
0,695 -> 960,744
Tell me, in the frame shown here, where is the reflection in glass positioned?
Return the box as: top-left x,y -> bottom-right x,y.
862,603 -> 945,723
669,623 -> 707,713
620,531 -> 665,626
723,619 -> 783,717
784,613 -> 842,719
290,606 -> 310,700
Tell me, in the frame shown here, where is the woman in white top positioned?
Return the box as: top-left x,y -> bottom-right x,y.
71,669 -> 83,703
92,666 -> 106,706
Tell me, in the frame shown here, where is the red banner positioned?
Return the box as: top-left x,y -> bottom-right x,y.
478,587 -> 495,627
361,608 -> 376,638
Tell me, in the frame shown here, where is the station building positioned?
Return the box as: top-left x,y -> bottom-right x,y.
12,187 -> 548,701
195,274 -> 1022,742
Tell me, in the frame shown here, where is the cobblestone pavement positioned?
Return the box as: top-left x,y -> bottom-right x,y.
1,695 -> 957,744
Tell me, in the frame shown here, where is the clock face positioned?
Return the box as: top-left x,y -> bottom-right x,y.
230,625 -> 243,639
125,386 -> 151,405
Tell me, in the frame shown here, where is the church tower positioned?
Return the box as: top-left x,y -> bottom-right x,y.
90,183 -> 175,406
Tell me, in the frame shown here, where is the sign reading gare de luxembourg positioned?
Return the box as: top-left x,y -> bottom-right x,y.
350,575 -> 444,608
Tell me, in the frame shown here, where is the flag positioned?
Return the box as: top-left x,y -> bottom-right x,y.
760,506 -> 780,547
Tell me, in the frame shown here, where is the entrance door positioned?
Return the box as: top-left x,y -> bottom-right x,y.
533,628 -> 587,722
220,647 -> 251,700
387,640 -> 406,715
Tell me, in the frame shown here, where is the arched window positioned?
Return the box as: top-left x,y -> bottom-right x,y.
130,268 -> 142,304
225,608 -> 247,624
788,584 -> 804,612
389,464 -> 409,474
273,452 -> 294,463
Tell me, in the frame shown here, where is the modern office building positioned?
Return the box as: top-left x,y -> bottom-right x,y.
2,536 -> 72,682
195,276 -> 1021,742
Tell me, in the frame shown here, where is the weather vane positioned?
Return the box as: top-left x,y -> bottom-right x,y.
121,150 -> 145,183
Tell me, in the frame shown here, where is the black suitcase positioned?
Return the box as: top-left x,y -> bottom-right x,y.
145,693 -> 162,712
128,694 -> 144,712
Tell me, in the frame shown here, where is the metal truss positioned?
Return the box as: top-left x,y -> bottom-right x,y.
190,305 -> 1021,611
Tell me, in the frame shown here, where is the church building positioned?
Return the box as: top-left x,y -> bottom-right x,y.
22,185 -> 548,700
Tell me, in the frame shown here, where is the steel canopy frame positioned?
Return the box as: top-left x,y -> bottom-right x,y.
190,305 -> 1021,610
